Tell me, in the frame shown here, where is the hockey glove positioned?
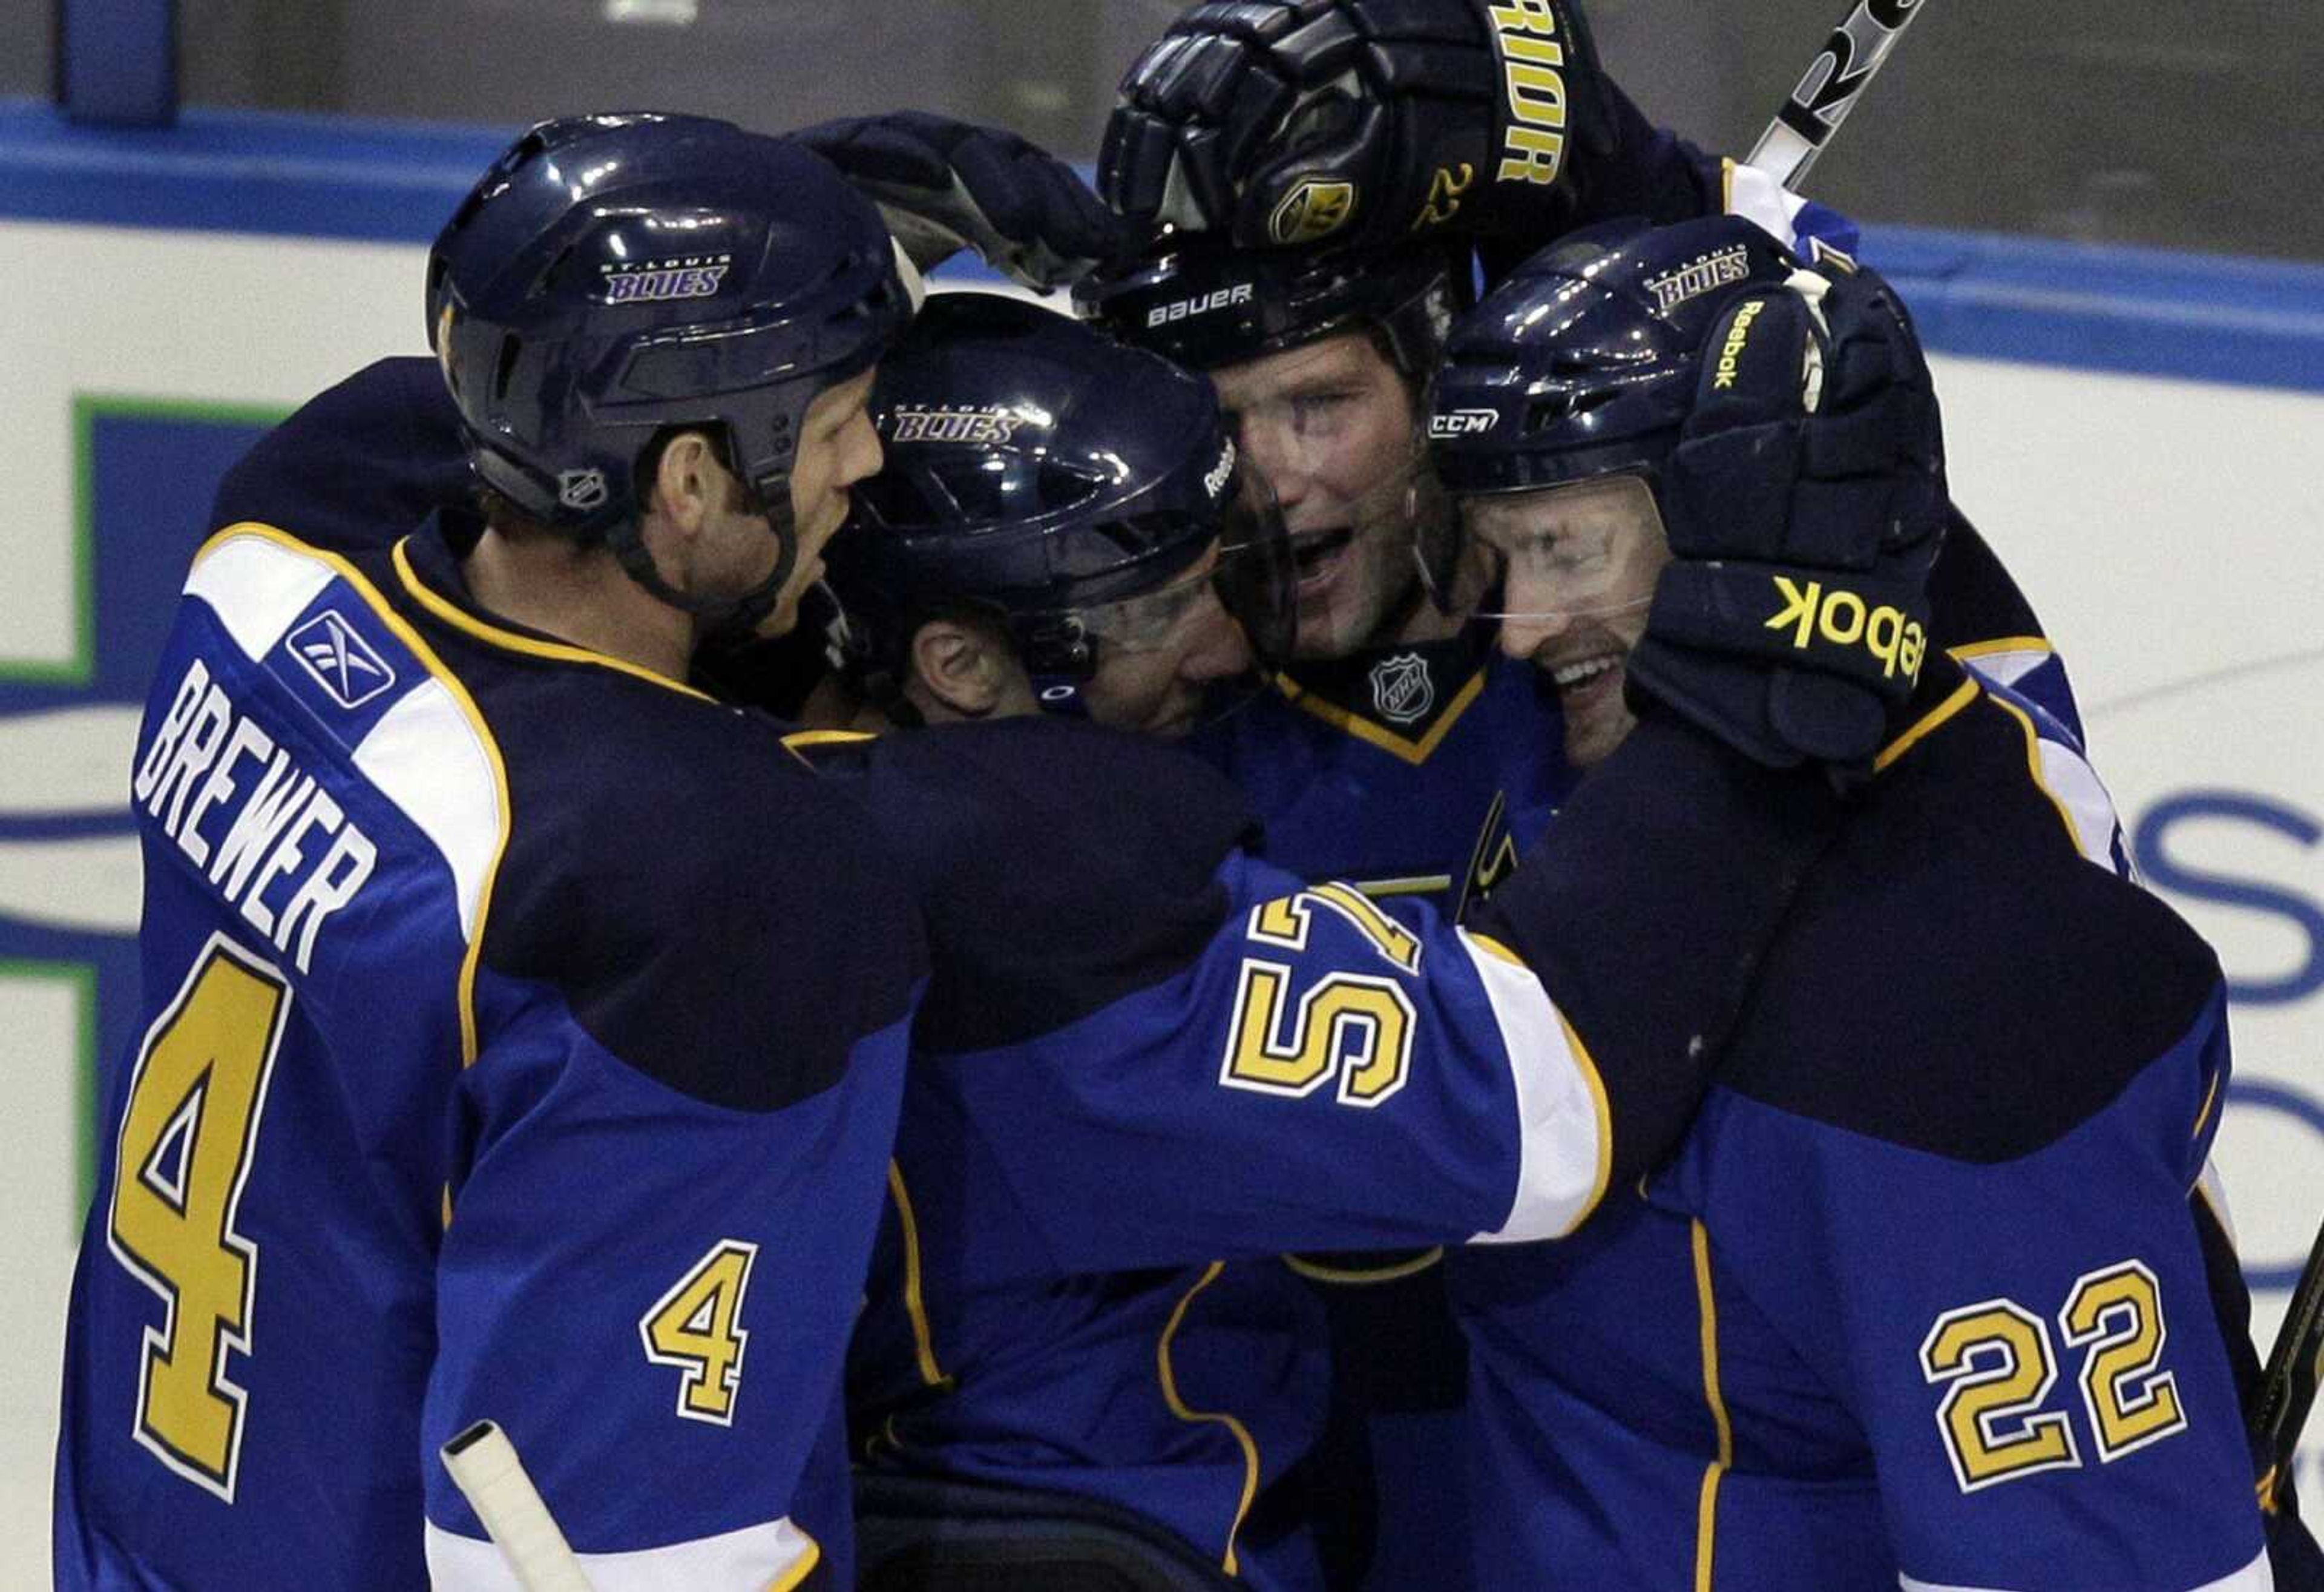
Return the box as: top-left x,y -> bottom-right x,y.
792,111 -> 1122,291
1626,263 -> 1947,776
1098,0 -> 1620,254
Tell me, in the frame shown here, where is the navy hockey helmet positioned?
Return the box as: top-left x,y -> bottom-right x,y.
1418,214 -> 1807,610
1074,229 -> 1459,380
426,111 -> 918,626
826,291 -> 1295,714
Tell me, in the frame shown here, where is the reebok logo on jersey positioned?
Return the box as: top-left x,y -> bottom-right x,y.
1488,0 -> 1571,189
1145,283 -> 1252,329
1763,577 -> 1926,682
601,254 -> 732,304
286,611 -> 397,710
1712,298 -> 1768,389
890,406 -> 1022,446
1646,246 -> 1753,314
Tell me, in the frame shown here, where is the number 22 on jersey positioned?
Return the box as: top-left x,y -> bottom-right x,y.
105,933 -> 292,1502
1920,1259 -> 2188,1493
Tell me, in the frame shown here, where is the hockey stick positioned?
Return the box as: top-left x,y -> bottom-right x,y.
1746,0 -> 1935,188
441,1420 -> 597,1591
2253,1215 -> 2324,1513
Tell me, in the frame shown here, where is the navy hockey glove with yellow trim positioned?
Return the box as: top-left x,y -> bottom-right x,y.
793,111 -> 1121,291
1627,263 -> 1947,774
1098,0 -> 1619,254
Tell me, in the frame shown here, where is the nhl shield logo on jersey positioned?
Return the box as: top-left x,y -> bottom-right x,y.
1269,179 -> 1356,246
1368,652 -> 1434,726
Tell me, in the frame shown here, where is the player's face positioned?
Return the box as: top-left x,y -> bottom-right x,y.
1466,475 -> 1671,769
763,369 -> 883,636
1212,332 -> 1423,661
1079,542 -> 1256,738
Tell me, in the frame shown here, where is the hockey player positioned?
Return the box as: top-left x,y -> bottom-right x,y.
1082,0 -> 2079,962
815,288 -> 1932,1588
1076,4 -> 1856,1573
171,261 -> 1942,1589
1425,213 -> 2315,1590
1078,4 -> 2085,1578
54,114 -> 925,1590
823,293 -> 1331,1587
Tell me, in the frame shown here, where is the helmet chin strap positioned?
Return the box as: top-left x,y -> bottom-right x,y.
606,481 -> 799,644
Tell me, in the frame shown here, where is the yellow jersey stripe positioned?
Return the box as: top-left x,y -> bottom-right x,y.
1948,634 -> 2053,662
1983,692 -> 2084,852
765,1534 -> 822,1592
886,1161 -> 951,1391
1873,674 -> 1980,774
1558,1011 -> 1616,1236
1276,666 -> 1489,766
1282,1248 -> 1445,1286
1156,1262 -> 1262,1576
1693,1220 -> 1733,1592
390,538 -> 714,702
2191,1068 -> 2224,1143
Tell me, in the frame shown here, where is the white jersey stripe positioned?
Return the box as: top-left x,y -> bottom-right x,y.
2031,731 -> 2125,870
352,678 -> 501,942
185,530 -> 335,662
1956,645 -> 2053,695
427,1513 -> 820,1591
1459,930 -> 1610,1245
1900,1542 -> 2272,1592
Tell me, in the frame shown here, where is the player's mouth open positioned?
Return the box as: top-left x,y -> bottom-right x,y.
1291,527 -> 1354,596
1547,653 -> 1623,706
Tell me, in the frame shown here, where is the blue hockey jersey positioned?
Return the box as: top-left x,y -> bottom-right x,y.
827,701 -> 1856,1585
54,518 -> 925,1590
1450,657 -> 2280,1590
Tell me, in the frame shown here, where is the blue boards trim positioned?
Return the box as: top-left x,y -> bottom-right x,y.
3,98 -> 2322,393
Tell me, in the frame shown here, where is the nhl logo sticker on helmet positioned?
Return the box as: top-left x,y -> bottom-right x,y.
557,469 -> 609,512
1369,652 -> 1435,726
1268,179 -> 1356,246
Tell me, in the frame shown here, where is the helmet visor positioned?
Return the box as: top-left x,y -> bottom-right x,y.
1027,472 -> 1295,670
1014,472 -> 1296,736
1437,475 -> 1669,624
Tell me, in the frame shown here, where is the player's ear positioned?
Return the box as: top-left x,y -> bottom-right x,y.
908,616 -> 1009,719
644,430 -> 723,537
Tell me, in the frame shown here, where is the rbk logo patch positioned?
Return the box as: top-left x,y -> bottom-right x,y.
287,611 -> 396,710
